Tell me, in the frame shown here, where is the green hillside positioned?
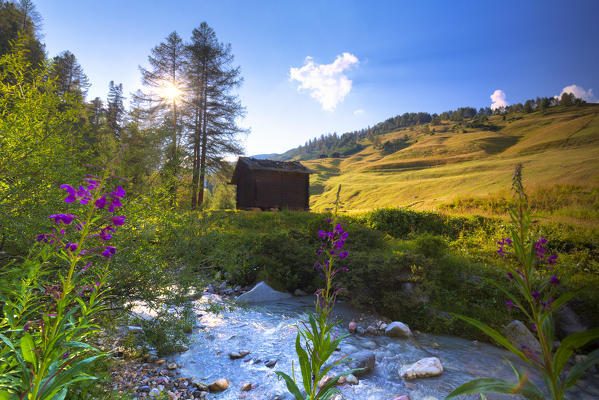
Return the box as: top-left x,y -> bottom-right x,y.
303,104 -> 599,226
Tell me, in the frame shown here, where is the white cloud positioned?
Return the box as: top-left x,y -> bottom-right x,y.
558,84 -> 598,103
290,52 -> 359,111
490,89 -> 508,110
353,108 -> 364,115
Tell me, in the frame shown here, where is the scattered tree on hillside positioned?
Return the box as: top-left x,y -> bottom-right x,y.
107,81 -> 125,140
50,50 -> 90,97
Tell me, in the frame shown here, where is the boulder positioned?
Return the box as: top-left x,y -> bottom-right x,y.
229,350 -> 251,359
401,357 -> 443,380
345,374 -> 359,385
236,281 -> 292,303
349,350 -> 375,376
503,320 -> 542,354
241,382 -> 252,392
294,289 -> 308,296
208,378 -> 229,392
348,321 -> 357,334
385,321 -> 412,338
555,305 -> 588,340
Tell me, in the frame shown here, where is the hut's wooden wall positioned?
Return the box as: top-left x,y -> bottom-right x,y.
235,168 -> 309,210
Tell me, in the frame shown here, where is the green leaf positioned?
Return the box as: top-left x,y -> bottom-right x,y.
451,313 -> 529,363
274,371 -> 305,400
295,334 -> 312,394
20,333 -> 36,365
563,348 -> 599,390
445,377 -> 545,400
550,291 -> 579,312
0,391 -> 10,400
554,327 -> 599,375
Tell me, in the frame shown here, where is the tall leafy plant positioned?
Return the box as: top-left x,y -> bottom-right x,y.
447,164 -> 599,400
276,186 -> 355,399
0,163 -> 126,399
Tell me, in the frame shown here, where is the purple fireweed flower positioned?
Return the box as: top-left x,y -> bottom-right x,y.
339,251 -> 348,259
60,184 -> 77,203
95,196 -> 106,210
497,247 -> 505,256
36,234 -> 47,242
541,297 -> 554,311
547,254 -> 558,264
23,321 -> 31,332
334,223 -> 343,234
43,313 -> 57,318
49,214 -> 76,225
532,291 -> 541,301
110,216 -> 125,226
329,250 -> 336,256
108,198 -> 122,213
101,246 -> 116,258
535,237 -> 548,259
76,185 -> 91,203
61,351 -> 70,360
318,230 -> 327,239
506,301 -> 516,311
549,275 -> 559,285
65,242 -> 78,251
316,249 -> 323,255
516,269 -> 524,279
507,271 -> 514,280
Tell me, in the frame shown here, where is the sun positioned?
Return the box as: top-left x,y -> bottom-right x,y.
158,80 -> 182,102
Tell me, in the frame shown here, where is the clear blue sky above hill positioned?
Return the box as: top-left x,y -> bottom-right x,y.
36,0 -> 599,156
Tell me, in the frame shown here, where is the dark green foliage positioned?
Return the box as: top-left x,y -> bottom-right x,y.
414,233 -> 448,258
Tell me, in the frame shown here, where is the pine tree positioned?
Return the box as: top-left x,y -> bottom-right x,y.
186,22 -> 245,209
107,81 -> 125,140
50,50 -> 90,97
138,31 -> 186,205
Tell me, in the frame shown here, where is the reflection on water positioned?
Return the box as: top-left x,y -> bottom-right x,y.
170,294 -> 598,400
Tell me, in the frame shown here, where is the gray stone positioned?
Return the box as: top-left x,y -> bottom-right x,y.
345,374 -> 359,385
400,357 -> 443,380
385,321 -> 412,338
503,320 -> 542,354
349,350 -> 375,376
294,288 -> 308,296
265,359 -> 278,368
149,387 -> 162,398
229,350 -> 250,359
555,305 -> 589,340
366,325 -> 378,335
236,281 -> 292,303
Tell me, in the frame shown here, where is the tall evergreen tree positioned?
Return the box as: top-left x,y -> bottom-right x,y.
107,81 -> 125,140
138,31 -> 186,205
0,0 -> 45,65
186,22 -> 245,209
50,50 -> 90,97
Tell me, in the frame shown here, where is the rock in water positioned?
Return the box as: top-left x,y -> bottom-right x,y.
348,321 -> 357,333
236,281 -> 292,303
241,382 -> 252,392
208,378 -> 229,392
349,350 -> 375,376
385,321 -> 412,338
294,288 -> 308,296
401,357 -> 443,379
345,374 -> 359,385
503,320 -> 542,354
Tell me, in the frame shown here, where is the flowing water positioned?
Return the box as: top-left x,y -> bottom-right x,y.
169,294 -> 599,400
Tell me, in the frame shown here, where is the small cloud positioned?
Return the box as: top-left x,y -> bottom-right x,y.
490,89 -> 508,110
353,108 -> 364,115
290,52 -> 359,111
558,84 -> 597,103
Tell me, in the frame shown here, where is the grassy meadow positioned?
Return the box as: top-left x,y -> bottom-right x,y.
304,105 -> 599,228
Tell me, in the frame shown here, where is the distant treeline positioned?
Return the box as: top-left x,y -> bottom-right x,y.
276,92 -> 587,161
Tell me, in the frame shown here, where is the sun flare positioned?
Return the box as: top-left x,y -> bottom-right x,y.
158,80 -> 182,102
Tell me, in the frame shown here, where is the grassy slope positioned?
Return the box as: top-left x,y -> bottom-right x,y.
304,105 -> 599,225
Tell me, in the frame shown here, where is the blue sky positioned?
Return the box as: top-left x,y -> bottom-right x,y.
36,0 -> 599,156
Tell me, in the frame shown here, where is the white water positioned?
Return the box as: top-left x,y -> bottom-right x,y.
170,294 -> 599,400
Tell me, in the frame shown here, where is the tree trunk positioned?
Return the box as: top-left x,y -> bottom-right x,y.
197,66 -> 208,206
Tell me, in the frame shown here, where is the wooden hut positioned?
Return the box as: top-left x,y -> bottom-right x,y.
230,157 -> 314,210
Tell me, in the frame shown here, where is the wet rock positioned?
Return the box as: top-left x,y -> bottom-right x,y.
555,305 -> 589,340
356,326 -> 366,335
348,321 -> 357,333
361,340 -> 377,350
294,289 -> 308,296
349,350 -> 375,376
208,378 -> 230,392
394,396 -> 410,400
385,321 -> 412,338
265,359 -> 278,368
192,382 -> 208,391
318,373 -> 334,389
229,350 -> 251,359
366,326 -> 378,335
167,363 -> 177,370
503,320 -> 542,354
401,357 -> 443,380
156,359 -> 166,365
236,281 -> 292,303
149,387 -> 162,397
138,385 -> 151,392
345,374 -> 359,385
241,382 -> 252,391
